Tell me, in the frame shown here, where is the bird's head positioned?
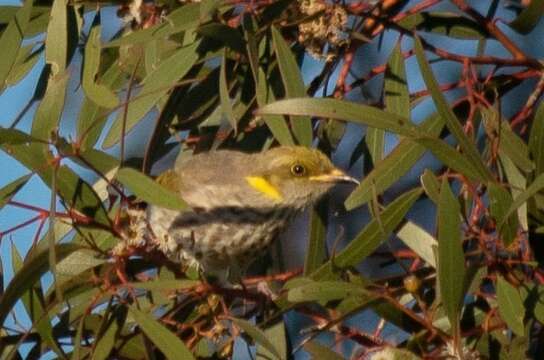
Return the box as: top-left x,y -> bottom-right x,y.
246,146 -> 359,209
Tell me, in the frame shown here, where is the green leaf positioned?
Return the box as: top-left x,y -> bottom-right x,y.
398,12 -> 489,39
313,188 -> 422,279
529,100 -> 544,176
0,244 -> 81,330
197,23 -> 245,53
287,280 -> 370,303
230,317 -> 282,360
0,127 -> 40,144
10,244 -> 66,358
116,167 -> 187,211
488,183 -> 519,247
31,71 -> 69,140
415,137 -> 489,181
303,341 -> 344,360
219,53 -> 236,131
437,179 -> 466,333
365,127 -> 385,164
93,315 -> 119,360
5,44 -> 41,87
0,173 -> 31,210
420,168 -> 440,204
130,279 -> 199,291
304,201 -> 328,274
56,249 -> 105,286
199,0 -> 219,19
258,97 -> 423,138
496,276 -> 525,336
414,36 -> 491,182
271,26 -> 312,146
509,0 -> 544,34
0,0 -> 32,92
497,121 -> 534,173
103,40 -> 200,147
256,321 -> 287,360
77,62 -> 125,150
345,113 -> 443,210
82,14 -> 119,109
105,3 -> 202,48
366,42 -> 409,164
45,0 -> 68,75
501,173 -> 544,229
384,43 -> 410,119
129,307 -> 195,360
255,68 -> 294,145
500,153 -> 528,231
397,221 -> 437,268
376,348 -> 422,360
2,142 -> 111,226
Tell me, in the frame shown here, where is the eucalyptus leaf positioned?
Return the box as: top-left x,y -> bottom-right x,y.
116,167 -> 188,211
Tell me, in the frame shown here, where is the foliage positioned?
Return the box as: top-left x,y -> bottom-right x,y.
0,0 -> 544,358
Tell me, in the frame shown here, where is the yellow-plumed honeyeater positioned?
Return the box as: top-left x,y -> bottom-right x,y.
147,146 -> 358,274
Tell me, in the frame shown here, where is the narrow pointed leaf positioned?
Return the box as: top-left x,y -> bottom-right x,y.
397,221 -> 437,268
398,12 -> 489,39
304,341 -> 344,360
0,244 -> 81,328
346,113 -> 443,210
45,0 -> 68,75
384,43 -> 410,118
5,44 -> 41,87
257,322 -> 287,360
129,307 -> 194,360
414,36 -> 491,181
10,245 -> 65,358
287,280 -> 370,303
0,0 -> 32,92
509,0 -> 544,34
529,101 -> 544,176
304,202 -> 328,274
230,317 -> 282,359
31,72 -> 69,140
420,169 -> 440,204
415,137 -> 488,181
93,317 -> 119,360
0,128 -> 38,144
78,62 -> 125,150
501,173 -> 544,229
500,153 -> 528,231
498,121 -> 534,173
116,168 -> 187,211
219,53 -> 236,131
197,23 -> 245,53
2,142 -> 111,226
313,188 -> 422,279
82,15 -> 119,108
104,40 -> 200,147
255,68 -> 294,145
437,179 -> 465,332
496,276 -> 525,336
488,183 -> 519,247
0,173 -> 31,210
258,98 -> 423,137
271,26 -> 312,146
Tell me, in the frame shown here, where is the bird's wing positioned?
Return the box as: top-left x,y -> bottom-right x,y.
174,151 -> 256,208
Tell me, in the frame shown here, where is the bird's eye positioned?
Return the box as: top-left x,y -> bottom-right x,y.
291,164 -> 306,176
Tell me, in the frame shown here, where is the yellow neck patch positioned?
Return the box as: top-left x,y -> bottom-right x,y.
245,176 -> 283,201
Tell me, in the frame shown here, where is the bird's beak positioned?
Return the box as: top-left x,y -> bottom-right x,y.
309,168 -> 360,185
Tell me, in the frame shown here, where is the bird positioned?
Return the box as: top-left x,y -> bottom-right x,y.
146,145 -> 359,279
